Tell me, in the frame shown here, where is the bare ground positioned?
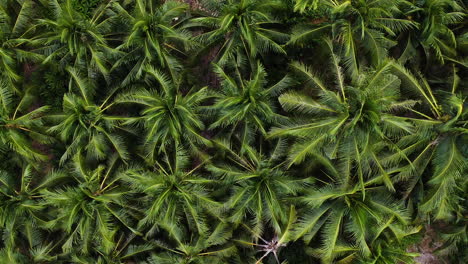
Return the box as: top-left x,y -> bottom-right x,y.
408,225 -> 447,264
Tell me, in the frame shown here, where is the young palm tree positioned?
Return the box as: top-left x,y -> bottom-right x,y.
42,154 -> 135,255
117,67 -> 210,161
208,139 -> 305,236
190,0 -> 288,67
270,40 -> 417,193
123,148 -> 220,237
48,70 -> 130,164
112,0 -> 195,85
206,62 -> 292,148
0,88 -> 50,163
31,0 -> 119,81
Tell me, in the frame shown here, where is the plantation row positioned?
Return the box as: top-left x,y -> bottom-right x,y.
0,0 -> 466,263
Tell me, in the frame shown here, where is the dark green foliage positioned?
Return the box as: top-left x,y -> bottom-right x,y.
71,0 -> 101,17
0,0 -> 466,263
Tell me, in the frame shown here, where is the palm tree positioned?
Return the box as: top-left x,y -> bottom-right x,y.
190,0 -> 288,67
289,0 -> 416,75
270,40 -> 417,194
0,0 -> 42,94
206,62 -> 292,148
47,69 -> 130,164
31,0 -> 119,81
42,154 -> 136,255
112,0 -> 195,85
0,165 -> 66,252
388,62 -> 467,220
116,67 -> 210,161
123,148 -> 220,237
0,88 -> 50,163
293,171 -> 419,263
398,0 -> 466,64
208,139 -> 305,236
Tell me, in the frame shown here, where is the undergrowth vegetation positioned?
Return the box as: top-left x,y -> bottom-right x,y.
0,0 -> 467,263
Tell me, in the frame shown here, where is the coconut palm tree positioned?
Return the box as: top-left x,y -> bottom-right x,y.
123,148 -> 220,237
190,0 -> 289,67
69,233 -> 154,264
0,0 -> 42,94
47,69 -> 130,164
116,67 -> 210,161
31,0 -> 119,81
289,0 -> 416,76
234,206 -> 297,264
0,88 -> 50,163
388,62 -> 467,220
0,165 -> 66,252
270,40 -> 417,194
398,0 -> 466,65
293,171 -> 420,263
42,154 -> 136,255
208,139 -> 305,236
206,61 -> 292,148
112,0 -> 195,85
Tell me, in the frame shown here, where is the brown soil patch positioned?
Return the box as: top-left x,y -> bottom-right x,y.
408,225 -> 447,264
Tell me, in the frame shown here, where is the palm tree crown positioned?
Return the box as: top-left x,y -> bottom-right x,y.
207,62 -> 292,146
191,0 -> 288,67
117,68 -> 210,160
113,0 -> 194,84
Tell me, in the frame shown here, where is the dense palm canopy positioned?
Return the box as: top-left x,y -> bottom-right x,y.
0,0 -> 466,263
